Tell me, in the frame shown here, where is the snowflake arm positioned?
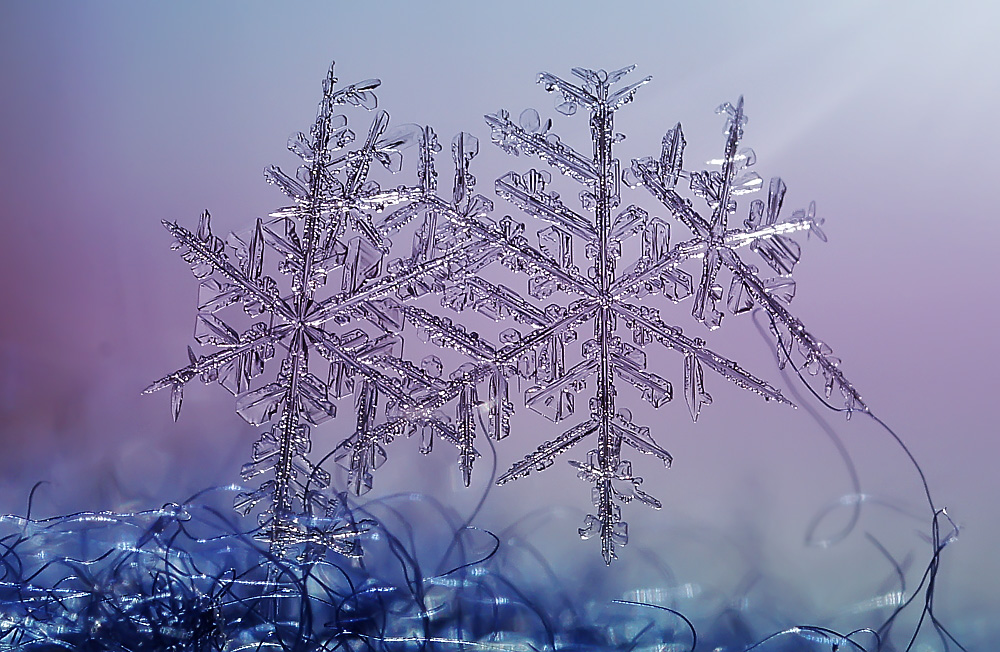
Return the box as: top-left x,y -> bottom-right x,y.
485,109 -> 598,184
143,324 -> 286,420
615,303 -> 793,415
719,248 -> 866,413
496,419 -> 598,485
161,215 -> 293,321
422,194 -> 599,298
496,170 -> 597,241
303,239 -> 490,327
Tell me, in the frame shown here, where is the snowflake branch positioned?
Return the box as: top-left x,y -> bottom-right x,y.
484,110 -> 597,184
629,159 -> 712,237
719,247 -> 866,413
496,171 -> 597,241
424,195 -> 598,297
616,302 -> 792,408
306,327 -> 414,407
144,325 -> 289,420
304,238 -> 491,326
496,419 -> 598,485
162,219 -> 294,322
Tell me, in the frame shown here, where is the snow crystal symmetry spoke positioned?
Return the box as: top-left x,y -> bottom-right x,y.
149,61 -> 864,565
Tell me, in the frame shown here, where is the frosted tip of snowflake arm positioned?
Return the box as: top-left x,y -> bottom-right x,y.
323,61 -> 380,110
772,319 -> 868,417
164,215 -> 222,279
717,95 -> 747,137
143,373 -> 192,399
800,201 -> 827,242
538,71 -> 597,114
144,380 -> 188,421
145,325 -> 283,419
454,384 -> 479,486
578,505 -> 628,566
539,67 -> 650,114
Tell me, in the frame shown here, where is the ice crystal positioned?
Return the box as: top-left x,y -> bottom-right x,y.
149,62 -> 862,563
145,63 -> 441,555
470,65 -> 863,564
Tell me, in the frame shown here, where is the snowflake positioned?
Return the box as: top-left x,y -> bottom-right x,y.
148,62 -> 863,564
144,63 -> 479,555
458,65 -> 862,564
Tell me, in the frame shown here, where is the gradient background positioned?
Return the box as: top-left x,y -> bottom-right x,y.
1,1 -> 997,646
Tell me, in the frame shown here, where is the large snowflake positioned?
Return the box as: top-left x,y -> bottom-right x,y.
432,65 -> 864,563
148,62 -> 863,564
144,63 -> 482,554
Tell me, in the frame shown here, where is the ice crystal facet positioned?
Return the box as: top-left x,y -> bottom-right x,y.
149,62 -> 861,564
